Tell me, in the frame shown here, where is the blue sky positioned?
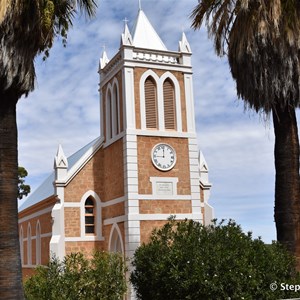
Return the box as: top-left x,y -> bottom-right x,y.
17,0 -> 283,242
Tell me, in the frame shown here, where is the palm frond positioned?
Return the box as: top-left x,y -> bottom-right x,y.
75,0 -> 97,18
191,0 -> 238,56
191,0 -> 300,113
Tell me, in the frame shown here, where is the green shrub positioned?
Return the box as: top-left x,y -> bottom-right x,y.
130,218 -> 300,300
24,251 -> 127,300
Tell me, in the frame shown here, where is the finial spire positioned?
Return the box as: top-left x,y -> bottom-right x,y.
138,0 -> 142,10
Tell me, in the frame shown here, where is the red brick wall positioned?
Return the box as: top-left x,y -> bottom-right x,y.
139,200 -> 192,214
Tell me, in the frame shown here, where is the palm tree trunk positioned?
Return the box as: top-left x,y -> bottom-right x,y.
0,90 -> 24,299
272,103 -> 300,268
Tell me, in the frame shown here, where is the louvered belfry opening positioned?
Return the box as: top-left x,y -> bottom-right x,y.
163,78 -> 176,130
145,76 -> 158,129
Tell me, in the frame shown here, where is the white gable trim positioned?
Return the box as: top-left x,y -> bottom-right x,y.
65,137 -> 104,185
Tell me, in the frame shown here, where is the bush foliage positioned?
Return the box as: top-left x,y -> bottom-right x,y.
130,218 -> 300,300
24,251 -> 127,300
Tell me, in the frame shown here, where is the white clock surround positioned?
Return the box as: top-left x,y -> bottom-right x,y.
151,143 -> 177,171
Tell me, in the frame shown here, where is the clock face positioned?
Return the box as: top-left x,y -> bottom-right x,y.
151,143 -> 176,171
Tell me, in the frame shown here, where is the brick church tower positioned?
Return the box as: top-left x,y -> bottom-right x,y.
99,7 -> 214,260
18,7 -> 213,292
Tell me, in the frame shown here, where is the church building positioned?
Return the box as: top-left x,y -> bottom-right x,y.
18,7 -> 214,284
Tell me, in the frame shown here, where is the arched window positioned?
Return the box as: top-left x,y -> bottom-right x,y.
36,222 -> 41,265
113,84 -> 120,135
145,76 -> 158,129
85,197 -> 95,235
106,90 -> 112,140
19,226 -> 24,265
163,78 -> 176,130
27,223 -> 32,265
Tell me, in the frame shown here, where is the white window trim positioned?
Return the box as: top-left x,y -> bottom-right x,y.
140,70 -> 182,132
140,70 -> 160,130
36,221 -> 41,265
27,223 -> 32,265
105,84 -> 112,140
80,190 -> 103,240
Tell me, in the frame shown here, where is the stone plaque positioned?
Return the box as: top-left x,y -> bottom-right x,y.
156,182 -> 173,195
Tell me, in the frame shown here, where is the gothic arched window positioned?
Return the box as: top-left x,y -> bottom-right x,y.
106,90 -> 112,140
36,222 -> 41,265
163,78 -> 176,130
27,223 -> 32,265
85,197 -> 95,235
145,76 -> 158,129
113,84 -> 120,135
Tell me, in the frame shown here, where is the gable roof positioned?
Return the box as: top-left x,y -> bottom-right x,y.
18,137 -> 103,213
132,9 -> 167,51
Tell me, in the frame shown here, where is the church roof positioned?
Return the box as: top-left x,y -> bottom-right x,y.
18,137 -> 102,213
132,9 -> 167,51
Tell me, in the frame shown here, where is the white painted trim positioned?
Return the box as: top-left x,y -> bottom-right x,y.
124,61 -> 193,74
126,128 -> 197,138
102,196 -> 126,207
65,236 -> 105,242
106,84 -> 113,140
139,70 -> 182,132
27,223 -> 32,265
100,90 -> 104,138
41,232 -> 52,238
65,137 -> 104,185
80,190 -> 103,240
23,232 -> 52,241
18,206 -> 53,224
184,74 -> 196,133
112,78 -> 121,136
104,216 -> 126,226
103,131 -> 125,148
188,137 -> 203,223
100,61 -> 192,91
139,70 -> 160,130
64,202 -> 81,208
64,195 -> 126,208
108,223 -> 125,254
123,67 -> 136,129
36,221 -> 41,265
160,71 -> 182,132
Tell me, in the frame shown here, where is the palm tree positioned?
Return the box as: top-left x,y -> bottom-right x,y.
191,1 -> 300,265
0,0 -> 97,298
